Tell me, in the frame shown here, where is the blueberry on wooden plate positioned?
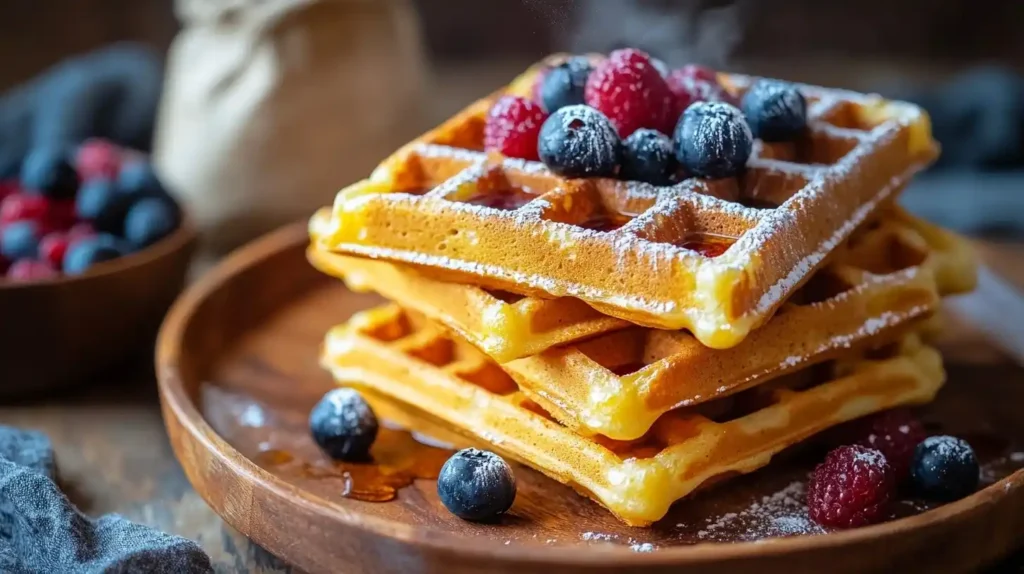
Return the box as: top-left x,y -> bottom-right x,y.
437,448 -> 516,521
910,435 -> 979,502
309,388 -> 379,461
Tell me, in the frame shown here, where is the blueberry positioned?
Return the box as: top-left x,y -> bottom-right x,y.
309,388 -> 378,461
538,105 -> 621,178
741,79 -> 807,142
539,57 -> 593,113
437,448 -> 516,521
117,160 -> 165,199
673,101 -> 753,179
622,128 -> 676,185
0,221 -> 41,260
62,235 -> 123,275
75,178 -> 133,234
20,147 -> 79,199
124,197 -> 179,249
910,435 -> 979,502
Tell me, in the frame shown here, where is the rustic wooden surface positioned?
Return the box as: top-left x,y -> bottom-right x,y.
0,235 -> 1022,573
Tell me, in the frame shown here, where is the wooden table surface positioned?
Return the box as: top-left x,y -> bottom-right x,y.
1,240 -> 1023,574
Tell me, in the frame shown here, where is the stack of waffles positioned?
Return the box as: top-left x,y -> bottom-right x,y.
307,56 -> 978,526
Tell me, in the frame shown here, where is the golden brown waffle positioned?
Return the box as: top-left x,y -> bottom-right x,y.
311,54 -> 938,349
310,209 -> 974,439
310,207 -> 972,363
321,306 -> 945,526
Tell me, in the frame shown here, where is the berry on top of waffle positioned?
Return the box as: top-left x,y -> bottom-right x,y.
480,48 -> 808,188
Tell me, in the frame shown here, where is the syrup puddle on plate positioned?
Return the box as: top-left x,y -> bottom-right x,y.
253,426 -> 452,502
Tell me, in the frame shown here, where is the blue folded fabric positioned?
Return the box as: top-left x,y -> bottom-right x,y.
0,42 -> 162,179
0,425 -> 212,574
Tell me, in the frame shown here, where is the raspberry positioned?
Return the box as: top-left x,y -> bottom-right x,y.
46,200 -> 77,231
0,180 -> 20,203
76,139 -> 122,181
584,48 -> 675,138
6,259 -> 58,282
666,67 -> 733,116
1,194 -> 49,224
676,64 -> 718,84
484,95 -> 549,161
848,409 -> 926,481
68,222 -> 97,241
39,233 -> 71,268
808,445 -> 895,529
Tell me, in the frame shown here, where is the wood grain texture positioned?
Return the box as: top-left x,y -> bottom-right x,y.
154,222 -> 1024,574
0,216 -> 197,398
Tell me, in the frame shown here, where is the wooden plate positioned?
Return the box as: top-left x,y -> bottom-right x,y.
157,222 -> 1024,574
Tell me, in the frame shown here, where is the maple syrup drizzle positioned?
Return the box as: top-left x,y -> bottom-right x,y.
253,427 -> 452,502
463,188 -> 535,211
579,213 -> 633,233
675,234 -> 736,258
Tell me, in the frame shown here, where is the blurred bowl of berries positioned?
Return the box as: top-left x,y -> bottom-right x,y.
0,139 -> 196,397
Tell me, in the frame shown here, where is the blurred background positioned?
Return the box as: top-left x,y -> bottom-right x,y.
2,0 -> 1023,250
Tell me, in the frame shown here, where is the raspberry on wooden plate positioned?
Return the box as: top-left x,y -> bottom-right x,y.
848,409 -> 926,482
807,445 -> 896,529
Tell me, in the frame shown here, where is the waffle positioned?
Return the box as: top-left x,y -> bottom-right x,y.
311,54 -> 938,349
310,209 -> 974,439
309,205 -> 972,361
321,306 -> 945,526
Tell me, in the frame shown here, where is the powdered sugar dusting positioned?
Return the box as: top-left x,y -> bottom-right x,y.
694,482 -> 822,542
852,447 -> 887,468
580,532 -> 660,552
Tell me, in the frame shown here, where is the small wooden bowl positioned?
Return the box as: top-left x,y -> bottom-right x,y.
156,222 -> 1024,574
0,213 -> 197,398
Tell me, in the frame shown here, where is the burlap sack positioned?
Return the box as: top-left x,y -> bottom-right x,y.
154,0 -> 426,258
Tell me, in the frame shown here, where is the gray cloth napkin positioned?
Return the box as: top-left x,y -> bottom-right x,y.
0,425 -> 212,574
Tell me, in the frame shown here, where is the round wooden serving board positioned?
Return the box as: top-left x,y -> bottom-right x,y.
157,222 -> 1024,574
